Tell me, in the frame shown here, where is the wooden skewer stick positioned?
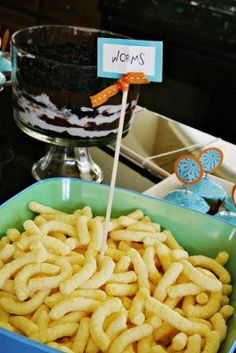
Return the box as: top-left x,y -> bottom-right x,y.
100,88 -> 129,260
1,29 -> 10,51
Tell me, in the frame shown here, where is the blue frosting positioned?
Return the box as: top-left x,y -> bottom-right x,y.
188,176 -> 226,201
215,211 -> 236,226
224,195 -> 236,212
164,190 -> 210,213
0,72 -> 6,85
0,51 -> 11,73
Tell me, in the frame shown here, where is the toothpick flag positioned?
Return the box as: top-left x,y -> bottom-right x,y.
90,37 -> 163,259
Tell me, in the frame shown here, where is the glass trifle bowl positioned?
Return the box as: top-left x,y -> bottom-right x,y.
11,25 -> 139,181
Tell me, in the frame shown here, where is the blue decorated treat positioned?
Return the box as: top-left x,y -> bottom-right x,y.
0,51 -> 11,73
188,176 -> 226,214
199,147 -> 223,173
164,189 -> 210,214
224,195 -> 236,213
215,211 -> 236,226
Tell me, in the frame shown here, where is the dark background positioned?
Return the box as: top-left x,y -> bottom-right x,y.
0,0 -> 235,144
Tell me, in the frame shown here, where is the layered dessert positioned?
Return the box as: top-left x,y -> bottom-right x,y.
12,26 -> 139,145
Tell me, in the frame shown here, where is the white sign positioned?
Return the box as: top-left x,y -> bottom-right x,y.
103,43 -> 155,76
98,38 -> 163,82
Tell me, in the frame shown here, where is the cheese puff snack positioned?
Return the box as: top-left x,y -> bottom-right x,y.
0,202 -> 233,353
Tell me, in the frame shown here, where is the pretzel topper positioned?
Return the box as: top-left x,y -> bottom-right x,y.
174,154 -> 203,186
199,147 -> 224,174
1,29 -> 10,52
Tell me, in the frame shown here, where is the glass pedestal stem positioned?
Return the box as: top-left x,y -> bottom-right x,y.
32,145 -> 103,183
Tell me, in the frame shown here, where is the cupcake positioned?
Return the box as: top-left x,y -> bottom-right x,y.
224,184 -> 236,213
0,51 -> 11,87
164,189 -> 210,214
215,211 -> 236,226
165,154 -> 209,213
0,51 -> 11,73
188,176 -> 226,215
188,147 -> 225,214
224,195 -> 236,213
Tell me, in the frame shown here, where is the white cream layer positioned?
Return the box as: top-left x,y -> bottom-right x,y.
14,90 -> 137,138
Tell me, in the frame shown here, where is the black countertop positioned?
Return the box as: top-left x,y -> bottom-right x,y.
0,87 -> 159,204
0,87 -> 44,202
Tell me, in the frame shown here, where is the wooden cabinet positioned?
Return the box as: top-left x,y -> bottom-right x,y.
0,6 -> 37,35
0,0 -> 39,13
40,0 -> 101,28
0,0 -> 100,37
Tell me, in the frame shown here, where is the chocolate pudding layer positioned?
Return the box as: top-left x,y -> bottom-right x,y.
11,26 -> 139,145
